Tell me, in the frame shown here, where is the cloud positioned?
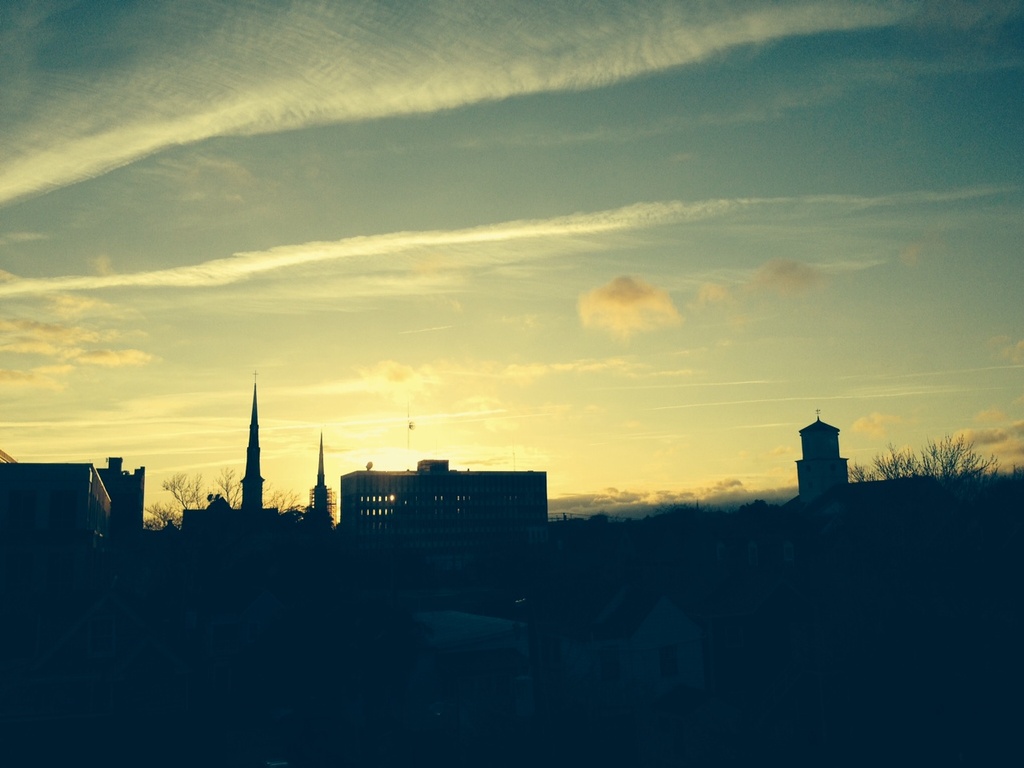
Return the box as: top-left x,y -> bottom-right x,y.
91,255 -> 116,276
852,412 -> 904,439
0,368 -> 65,391
578,275 -> 683,340
548,479 -> 796,518
990,335 -> 1024,364
0,199 -> 735,298
0,317 -> 154,376
500,357 -> 641,385
0,0 -> 906,206
0,318 -> 101,356
47,294 -> 122,319
0,188 -> 1007,301
355,360 -> 441,402
73,349 -> 156,367
958,423 -> 1024,467
692,282 -> 733,308
748,258 -> 825,296
975,407 -> 1007,423
0,231 -> 47,247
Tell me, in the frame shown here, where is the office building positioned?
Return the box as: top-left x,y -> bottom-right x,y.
340,459 -> 547,566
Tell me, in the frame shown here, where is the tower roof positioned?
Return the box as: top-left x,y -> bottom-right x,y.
249,382 -> 259,426
799,417 -> 840,435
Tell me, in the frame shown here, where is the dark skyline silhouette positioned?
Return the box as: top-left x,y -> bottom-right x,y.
1,384 -> 1021,765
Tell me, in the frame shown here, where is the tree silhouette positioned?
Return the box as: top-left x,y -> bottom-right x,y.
162,472 -> 207,510
850,434 -> 998,499
143,500 -> 183,529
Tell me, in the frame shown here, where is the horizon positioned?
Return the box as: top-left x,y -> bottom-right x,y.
2,1 -> 1022,517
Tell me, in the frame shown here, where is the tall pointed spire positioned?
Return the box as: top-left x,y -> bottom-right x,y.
241,381 -> 264,513
309,430 -> 335,529
317,431 -> 326,486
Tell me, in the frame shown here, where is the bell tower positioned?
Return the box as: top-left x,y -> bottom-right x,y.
796,414 -> 848,502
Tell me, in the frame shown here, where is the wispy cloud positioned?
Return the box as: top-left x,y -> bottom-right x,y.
0,231 -> 47,247
0,317 -> 155,377
0,368 -> 65,391
0,199 -> 736,297
990,335 -> 1024,364
73,349 -> 155,367
0,188 -> 1008,301
0,1 -> 907,206
748,258 -> 826,296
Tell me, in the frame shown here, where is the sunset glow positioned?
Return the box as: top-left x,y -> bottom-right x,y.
2,0 -> 1022,515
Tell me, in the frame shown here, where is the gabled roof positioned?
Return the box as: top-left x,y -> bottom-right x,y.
698,574 -> 808,619
590,586 -> 664,640
30,589 -> 190,676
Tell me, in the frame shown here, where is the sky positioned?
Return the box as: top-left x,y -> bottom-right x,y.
1,0 -> 1022,517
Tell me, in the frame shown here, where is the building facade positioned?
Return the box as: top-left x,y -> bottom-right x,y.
0,462 -> 113,593
340,459 -> 547,566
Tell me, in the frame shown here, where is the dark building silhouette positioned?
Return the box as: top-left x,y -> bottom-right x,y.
182,384 -> 278,540
0,462 -> 113,593
241,382 -> 264,515
340,459 -> 547,567
97,457 -> 145,542
795,415 -> 848,502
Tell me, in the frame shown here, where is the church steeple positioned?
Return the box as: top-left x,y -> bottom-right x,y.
308,431 -> 335,528
317,432 -> 326,487
241,382 -> 264,513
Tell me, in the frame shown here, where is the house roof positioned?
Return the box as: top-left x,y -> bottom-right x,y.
698,574 -> 808,619
590,586 -> 665,640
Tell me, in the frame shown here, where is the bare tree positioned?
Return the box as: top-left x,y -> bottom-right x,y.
160,470 -> 303,513
265,482 -> 303,513
144,501 -> 183,530
214,467 -> 241,507
873,444 -> 922,480
851,434 -> 998,499
848,462 -> 873,483
162,472 -> 207,510
920,434 -> 998,496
